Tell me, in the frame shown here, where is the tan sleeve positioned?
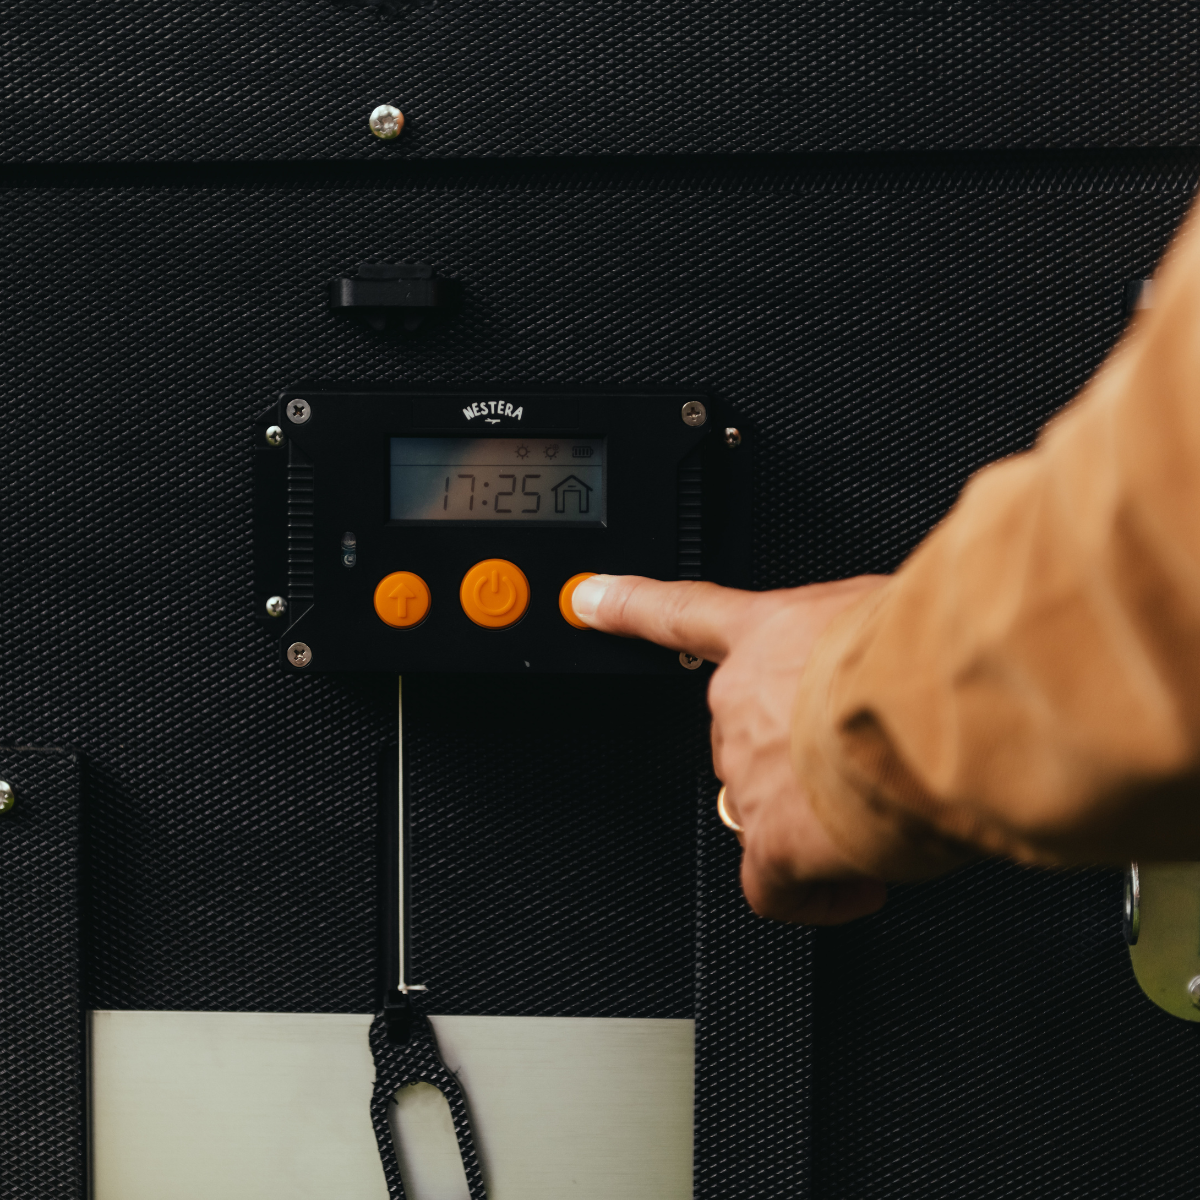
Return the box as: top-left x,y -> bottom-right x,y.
793,200 -> 1200,880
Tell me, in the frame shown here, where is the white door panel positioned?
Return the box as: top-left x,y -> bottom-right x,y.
92,1011 -> 694,1200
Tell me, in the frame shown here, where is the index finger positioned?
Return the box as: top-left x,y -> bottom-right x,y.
569,574 -> 755,663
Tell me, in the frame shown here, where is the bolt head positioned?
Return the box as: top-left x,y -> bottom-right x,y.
265,424 -> 284,446
285,398 -> 312,425
681,400 -> 708,427
287,641 -> 312,668
0,780 -> 13,814
369,104 -> 405,140
724,426 -> 742,448
679,651 -> 703,670
265,595 -> 287,618
1188,975 -> 1200,1009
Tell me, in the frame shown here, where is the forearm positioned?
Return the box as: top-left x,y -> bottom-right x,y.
794,201 -> 1200,878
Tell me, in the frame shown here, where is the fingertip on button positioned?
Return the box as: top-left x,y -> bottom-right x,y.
559,572 -> 597,629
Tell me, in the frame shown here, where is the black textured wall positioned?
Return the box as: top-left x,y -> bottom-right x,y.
4,4 -> 1200,160
5,1 -> 1200,1195
2,155 -> 1198,1198
0,748 -> 84,1198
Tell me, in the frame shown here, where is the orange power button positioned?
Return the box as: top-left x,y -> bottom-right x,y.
460,559 -> 530,629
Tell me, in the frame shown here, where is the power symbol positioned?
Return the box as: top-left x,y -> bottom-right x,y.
460,559 -> 530,628
474,569 -> 516,616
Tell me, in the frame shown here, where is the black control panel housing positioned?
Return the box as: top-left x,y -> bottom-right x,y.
253,388 -> 752,673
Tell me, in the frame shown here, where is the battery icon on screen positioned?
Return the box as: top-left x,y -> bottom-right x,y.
572,445 -> 594,458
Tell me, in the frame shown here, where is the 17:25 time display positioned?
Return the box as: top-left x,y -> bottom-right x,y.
444,473 -> 544,513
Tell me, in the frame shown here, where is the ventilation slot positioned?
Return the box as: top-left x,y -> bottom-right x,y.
677,464 -> 702,580
287,460 -> 315,605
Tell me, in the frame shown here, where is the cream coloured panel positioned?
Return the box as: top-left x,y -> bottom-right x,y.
92,1011 -> 694,1200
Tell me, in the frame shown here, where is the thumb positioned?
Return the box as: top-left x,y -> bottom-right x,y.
571,574 -> 756,664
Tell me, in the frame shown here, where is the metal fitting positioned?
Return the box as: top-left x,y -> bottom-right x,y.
265,595 -> 287,618
679,651 -> 703,670
1123,862 -> 1140,945
0,780 -> 13,814
285,399 -> 311,425
369,104 -> 405,140
681,401 -> 707,428
724,426 -> 742,448
265,424 -> 284,446
287,642 -> 312,668
1188,975 -> 1200,1009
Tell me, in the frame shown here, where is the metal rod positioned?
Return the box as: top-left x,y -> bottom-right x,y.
397,675 -> 426,994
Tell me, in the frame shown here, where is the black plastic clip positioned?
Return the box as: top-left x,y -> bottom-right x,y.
383,988 -> 417,1045
330,262 -> 461,332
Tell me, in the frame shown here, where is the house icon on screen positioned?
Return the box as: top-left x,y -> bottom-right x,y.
551,475 -> 593,515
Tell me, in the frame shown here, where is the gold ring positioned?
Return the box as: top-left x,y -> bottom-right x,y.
716,785 -> 744,834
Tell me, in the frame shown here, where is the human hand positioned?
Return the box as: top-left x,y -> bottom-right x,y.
571,574 -> 890,924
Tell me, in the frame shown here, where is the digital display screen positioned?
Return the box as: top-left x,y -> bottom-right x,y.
390,437 -> 606,524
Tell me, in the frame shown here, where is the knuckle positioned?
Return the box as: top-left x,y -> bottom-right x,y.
659,582 -> 700,640
749,838 -> 797,888
707,664 -> 734,711
604,576 -> 644,629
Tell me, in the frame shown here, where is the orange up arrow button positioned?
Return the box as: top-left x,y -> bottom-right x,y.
460,559 -> 530,629
373,571 -> 432,628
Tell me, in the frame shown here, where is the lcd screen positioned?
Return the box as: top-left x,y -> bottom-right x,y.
390,437 -> 606,524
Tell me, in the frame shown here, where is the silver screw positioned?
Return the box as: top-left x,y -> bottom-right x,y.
286,398 -> 311,425
369,104 -> 405,140
1188,975 -> 1200,1009
0,780 -> 13,814
265,595 -> 287,618
679,651 -> 703,670
681,401 -> 708,427
724,426 -> 742,448
287,641 -> 312,668
265,424 -> 284,446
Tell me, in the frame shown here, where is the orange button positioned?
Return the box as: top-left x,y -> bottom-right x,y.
374,571 -> 432,628
559,573 -> 597,629
460,559 -> 530,629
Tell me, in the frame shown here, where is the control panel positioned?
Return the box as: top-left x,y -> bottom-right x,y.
253,389 -> 751,673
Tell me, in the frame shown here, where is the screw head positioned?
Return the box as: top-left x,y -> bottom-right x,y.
724,426 -> 742,448
265,595 -> 287,618
285,399 -> 311,425
681,401 -> 708,427
1188,975 -> 1200,1009
287,641 -> 312,667
369,104 -> 405,140
0,780 -> 13,814
265,424 -> 284,446
679,651 -> 703,670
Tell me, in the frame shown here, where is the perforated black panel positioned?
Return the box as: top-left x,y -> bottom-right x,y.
404,674 -> 703,1016
695,768 -> 814,1200
3,3 -> 1200,162
2,155 -> 1199,1197
0,747 -> 84,1198
813,864 -> 1200,1198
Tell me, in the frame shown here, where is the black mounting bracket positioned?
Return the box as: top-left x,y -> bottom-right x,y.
329,262 -> 461,331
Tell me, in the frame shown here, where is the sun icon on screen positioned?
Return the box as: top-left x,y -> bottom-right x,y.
515,445 -> 530,458
543,443 -> 560,459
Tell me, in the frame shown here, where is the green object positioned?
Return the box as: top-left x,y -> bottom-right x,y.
1128,862 -> 1200,1021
